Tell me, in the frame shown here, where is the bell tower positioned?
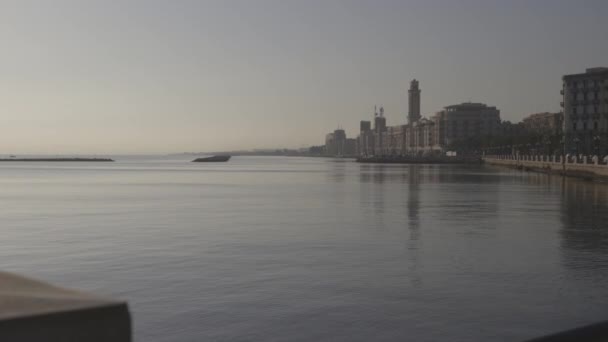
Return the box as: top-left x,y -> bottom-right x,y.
408,79 -> 421,124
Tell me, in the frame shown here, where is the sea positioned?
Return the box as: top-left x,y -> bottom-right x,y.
1,156 -> 607,341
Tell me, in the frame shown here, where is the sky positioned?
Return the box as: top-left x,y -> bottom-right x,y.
1,0 -> 607,154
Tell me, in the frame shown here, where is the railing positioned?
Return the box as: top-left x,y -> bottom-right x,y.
524,320 -> 608,342
484,154 -> 608,166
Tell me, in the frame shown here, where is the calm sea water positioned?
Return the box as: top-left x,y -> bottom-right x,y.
1,156 -> 608,341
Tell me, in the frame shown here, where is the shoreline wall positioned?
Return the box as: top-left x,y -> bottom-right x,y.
483,154 -> 608,180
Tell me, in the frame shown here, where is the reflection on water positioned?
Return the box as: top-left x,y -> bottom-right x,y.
407,165 -> 421,242
560,178 -> 608,269
406,166 -> 422,288
516,171 -> 608,271
1,157 -> 608,341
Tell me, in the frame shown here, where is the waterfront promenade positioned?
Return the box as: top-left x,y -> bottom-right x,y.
483,154 -> 608,179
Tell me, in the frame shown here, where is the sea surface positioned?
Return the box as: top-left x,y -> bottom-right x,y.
1,156 -> 608,341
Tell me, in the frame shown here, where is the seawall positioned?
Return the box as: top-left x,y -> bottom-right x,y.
483,154 -> 608,180
0,271 -> 131,341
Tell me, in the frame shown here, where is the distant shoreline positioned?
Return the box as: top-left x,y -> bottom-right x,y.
0,158 -> 114,162
356,155 -> 481,164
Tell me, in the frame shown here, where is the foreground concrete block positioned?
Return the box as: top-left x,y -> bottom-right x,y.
0,271 -> 130,341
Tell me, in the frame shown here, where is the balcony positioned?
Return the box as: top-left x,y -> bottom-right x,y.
560,89 -> 564,95
560,102 -> 564,107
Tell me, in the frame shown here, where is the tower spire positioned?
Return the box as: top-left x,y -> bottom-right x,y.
408,79 -> 421,124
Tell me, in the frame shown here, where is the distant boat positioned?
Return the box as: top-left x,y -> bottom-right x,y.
192,155 -> 231,162
9,155 -> 16,158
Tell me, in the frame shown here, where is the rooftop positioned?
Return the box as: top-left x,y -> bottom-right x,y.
444,102 -> 497,110
523,112 -> 562,121
563,67 -> 608,79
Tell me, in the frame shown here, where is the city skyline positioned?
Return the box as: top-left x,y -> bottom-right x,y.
1,0 -> 607,154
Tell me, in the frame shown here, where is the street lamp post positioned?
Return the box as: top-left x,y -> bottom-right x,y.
561,134 -> 566,168
542,135 -> 551,155
593,135 -> 601,157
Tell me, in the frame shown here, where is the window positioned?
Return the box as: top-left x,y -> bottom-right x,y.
583,122 -> 587,131
573,122 -> 577,131
573,107 -> 577,114
594,122 -> 599,130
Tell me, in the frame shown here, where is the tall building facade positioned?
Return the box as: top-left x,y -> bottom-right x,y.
433,103 -> 501,147
325,132 -> 335,155
522,112 -> 563,136
408,79 -> 421,124
373,107 -> 388,156
324,129 -> 347,156
562,67 -> 608,155
358,120 -> 373,156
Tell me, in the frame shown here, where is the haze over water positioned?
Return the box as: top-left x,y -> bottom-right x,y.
1,156 -> 607,341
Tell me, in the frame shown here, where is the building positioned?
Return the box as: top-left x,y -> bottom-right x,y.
522,112 -> 563,135
385,125 -> 407,155
324,128 -> 351,156
408,79 -> 421,124
324,132 -> 336,156
562,67 -> 608,155
417,118 -> 437,151
328,79 -> 501,157
373,106 -> 388,156
353,83 -> 502,156
344,138 -> 357,156
357,80 -> 436,156
359,120 -> 374,156
433,102 -> 501,148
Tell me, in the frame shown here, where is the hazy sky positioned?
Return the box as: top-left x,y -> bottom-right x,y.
1,0 -> 607,154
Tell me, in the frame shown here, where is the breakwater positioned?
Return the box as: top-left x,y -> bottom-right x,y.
483,154 -> 608,180
0,158 -> 114,162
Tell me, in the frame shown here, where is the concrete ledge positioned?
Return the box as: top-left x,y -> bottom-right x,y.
0,271 -> 130,341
